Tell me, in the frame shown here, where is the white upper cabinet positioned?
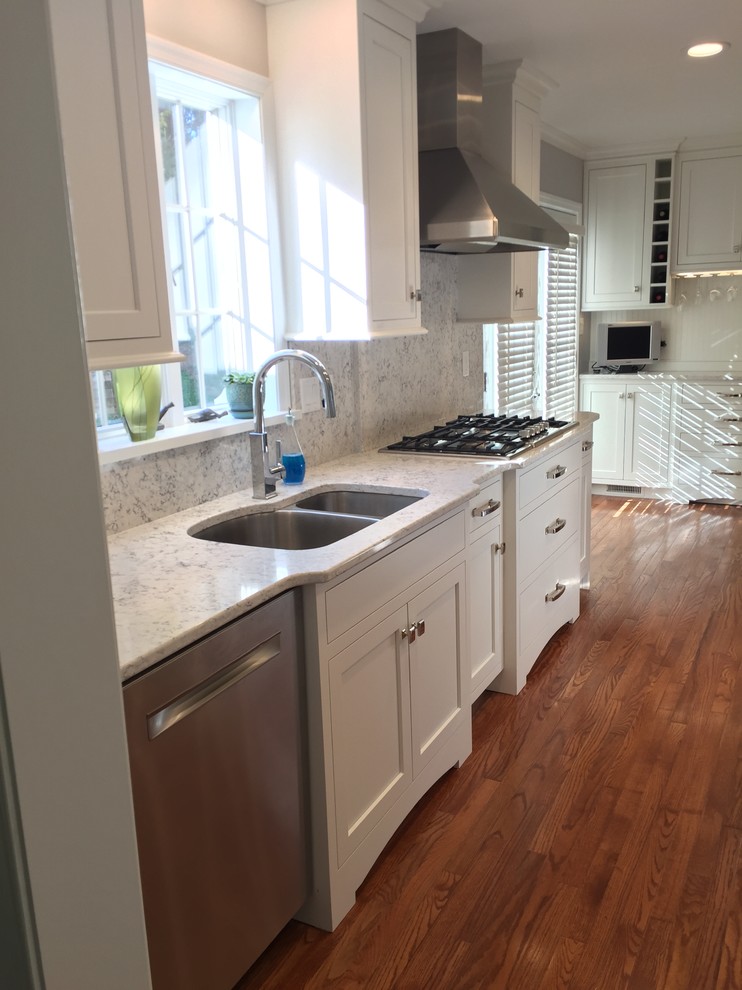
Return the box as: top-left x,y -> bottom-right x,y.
583,154 -> 673,310
457,62 -> 545,323
674,151 -> 742,272
48,0 -> 179,371
263,0 -> 427,340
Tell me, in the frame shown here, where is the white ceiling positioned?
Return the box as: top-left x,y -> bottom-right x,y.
418,0 -> 742,155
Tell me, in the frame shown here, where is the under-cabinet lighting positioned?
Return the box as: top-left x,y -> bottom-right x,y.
687,41 -> 730,57
673,270 -> 742,278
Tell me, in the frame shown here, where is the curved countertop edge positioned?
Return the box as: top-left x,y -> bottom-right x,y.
111,414 -> 597,682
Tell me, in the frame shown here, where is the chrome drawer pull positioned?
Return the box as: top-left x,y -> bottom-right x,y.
471,498 -> 501,518
147,634 -> 281,740
582,440 -> 594,451
712,441 -> 742,447
545,518 -> 567,535
718,416 -> 742,422
718,392 -> 742,399
546,465 -> 567,480
711,469 -> 742,477
545,583 -> 566,603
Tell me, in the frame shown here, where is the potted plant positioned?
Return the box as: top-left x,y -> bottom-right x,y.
223,371 -> 256,419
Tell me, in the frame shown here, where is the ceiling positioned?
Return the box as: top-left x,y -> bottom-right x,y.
418,0 -> 742,155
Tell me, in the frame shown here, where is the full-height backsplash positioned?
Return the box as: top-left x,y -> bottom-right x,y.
100,254 -> 484,532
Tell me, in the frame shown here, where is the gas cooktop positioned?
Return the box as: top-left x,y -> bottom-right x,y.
381,414 -> 577,459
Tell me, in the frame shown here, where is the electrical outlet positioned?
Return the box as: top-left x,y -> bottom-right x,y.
300,377 -> 322,412
462,350 -> 470,377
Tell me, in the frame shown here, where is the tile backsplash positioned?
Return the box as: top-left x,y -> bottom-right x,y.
100,254 -> 484,532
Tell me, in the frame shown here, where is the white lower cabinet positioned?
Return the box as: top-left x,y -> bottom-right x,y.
673,380 -> 742,501
580,376 -> 673,487
300,510 -> 471,930
580,439 -> 594,588
493,439 -> 584,695
466,480 -> 504,702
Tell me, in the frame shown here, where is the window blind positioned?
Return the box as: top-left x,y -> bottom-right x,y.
496,322 -> 538,415
543,232 -> 579,420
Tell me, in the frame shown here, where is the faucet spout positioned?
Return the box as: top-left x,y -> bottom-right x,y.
250,349 -> 336,499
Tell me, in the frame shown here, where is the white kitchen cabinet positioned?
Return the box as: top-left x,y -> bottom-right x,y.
264,0 -> 425,339
466,480 -> 504,702
580,438 -> 593,588
493,438 -> 585,695
580,376 -> 673,487
48,0 -> 179,371
674,151 -> 742,272
583,155 -> 673,310
457,64 -> 544,323
673,380 -> 742,501
301,510 -> 470,930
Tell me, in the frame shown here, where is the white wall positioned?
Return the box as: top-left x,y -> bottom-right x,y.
0,2 -> 152,986
585,275 -> 742,373
143,0 -> 268,74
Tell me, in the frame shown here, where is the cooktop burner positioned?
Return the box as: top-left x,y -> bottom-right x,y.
381,414 -> 577,459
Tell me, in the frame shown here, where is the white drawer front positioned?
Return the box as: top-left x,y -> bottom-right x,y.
468,478 -> 503,538
518,537 -> 580,675
518,440 -> 582,512
518,477 -> 580,583
698,458 -> 742,499
679,383 -> 742,412
324,512 -> 466,645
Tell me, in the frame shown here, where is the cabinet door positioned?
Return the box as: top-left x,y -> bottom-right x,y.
329,606 -> 412,866
581,380 -> 628,480
511,101 -> 540,320
626,384 -> 673,486
467,524 -> 504,702
48,0 -> 178,370
580,441 -> 593,588
675,155 -> 742,269
361,14 -> 421,332
408,564 -> 467,778
583,164 -> 649,308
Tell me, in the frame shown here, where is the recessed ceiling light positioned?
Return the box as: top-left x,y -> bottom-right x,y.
687,41 -> 730,58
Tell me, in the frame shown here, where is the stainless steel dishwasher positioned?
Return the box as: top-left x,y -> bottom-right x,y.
123,590 -> 307,990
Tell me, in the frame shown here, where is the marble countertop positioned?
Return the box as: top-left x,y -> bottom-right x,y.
110,415 -> 596,682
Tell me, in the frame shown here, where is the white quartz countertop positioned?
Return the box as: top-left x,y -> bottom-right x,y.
110,414 -> 597,681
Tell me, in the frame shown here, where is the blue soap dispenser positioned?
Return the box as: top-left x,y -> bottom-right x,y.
282,409 -> 306,484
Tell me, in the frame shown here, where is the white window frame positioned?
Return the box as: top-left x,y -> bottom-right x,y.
96,38 -> 289,464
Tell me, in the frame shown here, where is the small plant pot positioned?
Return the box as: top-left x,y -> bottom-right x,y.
225,380 -> 254,419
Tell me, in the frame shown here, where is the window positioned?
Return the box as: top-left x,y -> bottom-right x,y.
485,201 -> 581,421
93,47 -> 282,437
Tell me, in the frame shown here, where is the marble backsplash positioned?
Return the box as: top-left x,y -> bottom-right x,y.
100,254 -> 484,532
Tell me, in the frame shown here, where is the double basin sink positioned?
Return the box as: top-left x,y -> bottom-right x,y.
191,489 -> 423,551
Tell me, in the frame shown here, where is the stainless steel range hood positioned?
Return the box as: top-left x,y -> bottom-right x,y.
417,29 -> 569,255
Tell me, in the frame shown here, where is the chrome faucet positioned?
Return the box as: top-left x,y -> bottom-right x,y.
249,349 -> 336,499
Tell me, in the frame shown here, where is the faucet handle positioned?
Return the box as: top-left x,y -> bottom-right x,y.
275,439 -> 282,463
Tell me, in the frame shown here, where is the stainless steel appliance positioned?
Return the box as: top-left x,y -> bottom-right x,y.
124,590 -> 307,990
381,414 -> 577,459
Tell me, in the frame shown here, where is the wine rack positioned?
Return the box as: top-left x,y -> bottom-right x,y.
649,158 -> 672,304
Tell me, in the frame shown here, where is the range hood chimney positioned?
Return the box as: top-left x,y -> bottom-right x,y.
417,29 -> 569,254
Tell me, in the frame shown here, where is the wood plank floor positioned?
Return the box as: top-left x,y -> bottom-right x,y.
237,496 -> 742,990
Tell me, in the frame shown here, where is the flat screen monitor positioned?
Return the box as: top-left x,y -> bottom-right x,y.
595,322 -> 661,370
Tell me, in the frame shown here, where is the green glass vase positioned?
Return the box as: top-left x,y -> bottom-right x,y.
112,365 -> 162,442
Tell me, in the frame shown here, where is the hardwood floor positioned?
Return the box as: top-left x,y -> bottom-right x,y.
237,496 -> 742,990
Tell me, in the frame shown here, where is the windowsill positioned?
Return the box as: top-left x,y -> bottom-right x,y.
97,411 -> 294,466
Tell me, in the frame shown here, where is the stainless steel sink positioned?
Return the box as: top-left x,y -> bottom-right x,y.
191,507 -> 378,550
294,489 -> 421,517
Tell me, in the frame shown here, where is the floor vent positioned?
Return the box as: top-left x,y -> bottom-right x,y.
607,485 -> 642,495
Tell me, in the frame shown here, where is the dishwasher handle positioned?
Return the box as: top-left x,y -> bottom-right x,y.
147,633 -> 281,739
